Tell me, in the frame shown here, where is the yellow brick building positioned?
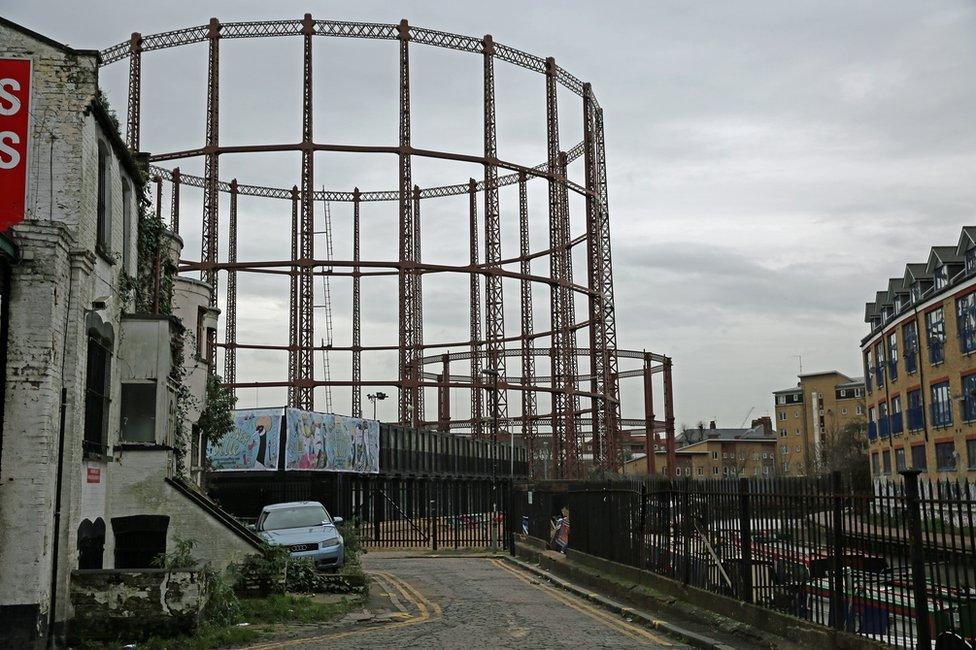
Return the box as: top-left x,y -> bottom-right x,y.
772,371 -> 866,476
622,423 -> 777,478
862,228 -> 976,482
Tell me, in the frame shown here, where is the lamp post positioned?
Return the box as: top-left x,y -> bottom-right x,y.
366,391 -> 388,420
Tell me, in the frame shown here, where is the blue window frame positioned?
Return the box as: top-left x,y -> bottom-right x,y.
875,342 -> 886,388
903,321 -> 918,374
879,402 -> 890,437
931,381 -> 952,428
868,406 -> 877,440
907,389 -> 924,431
958,292 -> 976,354
890,395 -> 903,434
927,308 -> 946,365
968,248 -> 976,275
865,349 -> 873,393
964,374 -> 976,422
888,332 -> 898,382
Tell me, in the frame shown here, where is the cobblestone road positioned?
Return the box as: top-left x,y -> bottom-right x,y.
254,555 -> 688,649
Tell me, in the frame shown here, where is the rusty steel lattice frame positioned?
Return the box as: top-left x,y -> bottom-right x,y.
104,15 -> 667,478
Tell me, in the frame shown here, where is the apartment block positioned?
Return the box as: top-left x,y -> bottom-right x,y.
863,228 -> 976,482
772,371 -> 866,476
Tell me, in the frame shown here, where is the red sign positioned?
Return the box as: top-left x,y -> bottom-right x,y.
86,467 -> 101,484
0,58 -> 30,232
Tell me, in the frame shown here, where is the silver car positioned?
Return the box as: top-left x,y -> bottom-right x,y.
255,501 -> 345,570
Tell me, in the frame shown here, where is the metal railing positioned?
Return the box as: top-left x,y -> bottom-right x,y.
516,472 -> 976,648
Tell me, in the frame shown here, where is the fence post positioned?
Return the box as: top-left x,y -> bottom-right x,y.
737,477 -> 753,603
901,469 -> 931,649
681,478 -> 691,585
431,491 -> 438,552
637,481 -> 647,568
829,470 -> 846,631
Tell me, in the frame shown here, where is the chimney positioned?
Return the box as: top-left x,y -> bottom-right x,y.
709,420 -> 716,429
751,416 -> 773,435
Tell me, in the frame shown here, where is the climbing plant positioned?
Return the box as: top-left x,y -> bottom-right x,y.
199,374 -> 238,451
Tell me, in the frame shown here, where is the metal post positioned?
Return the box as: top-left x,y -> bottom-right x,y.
297,13 -> 315,411
681,479 -> 691,584
152,175 -> 162,314
438,353 -> 450,432
397,19 -> 416,425
545,57 -> 565,479
126,32 -> 142,151
201,18 -> 220,306
738,477 -> 753,603
829,470 -> 847,630
517,171 -> 537,472
468,179 -> 483,439
643,352 -> 656,475
352,188 -> 362,417
288,186 -> 299,407
169,167 -> 180,235
901,469 -> 931,649
412,185 -> 424,429
664,356 -> 676,477
224,178 -> 238,390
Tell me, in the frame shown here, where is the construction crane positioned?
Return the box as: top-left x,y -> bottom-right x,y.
314,191 -> 335,413
739,406 -> 755,428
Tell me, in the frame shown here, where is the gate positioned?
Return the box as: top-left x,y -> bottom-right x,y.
337,475 -> 513,550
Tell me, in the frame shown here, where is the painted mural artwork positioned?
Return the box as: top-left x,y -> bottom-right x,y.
208,408 -> 282,470
284,408 -> 379,474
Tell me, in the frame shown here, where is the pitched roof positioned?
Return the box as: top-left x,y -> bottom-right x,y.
904,263 -> 931,285
926,246 -> 964,274
957,227 -> 976,256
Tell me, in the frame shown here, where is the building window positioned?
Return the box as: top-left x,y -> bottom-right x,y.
781,444 -> 788,456
779,411 -> 787,421
935,264 -> 949,290
907,389 -> 924,431
868,406 -> 877,440
890,395 -> 903,435
871,452 -> 879,475
696,467 -> 703,476
712,466 -> 719,475
879,402 -> 890,437
882,449 -> 891,475
888,332 -> 899,381
903,321 -> 919,374
959,293 -> 976,355
77,518 -> 106,570
927,308 -> 946,365
776,396 -> 785,405
895,447 -> 906,472
875,342 -> 886,388
121,178 -> 133,273
856,405 -> 864,415
795,445 -> 801,453
865,349 -> 873,392
763,466 -> 770,476
841,407 -> 848,415
935,441 -> 957,471
120,382 -> 157,443
911,445 -> 927,471
795,428 -> 801,435
112,515 -> 169,569
931,381 -> 952,428
967,439 -> 976,470
964,374 -> 976,422
839,389 -> 847,397
84,327 -> 113,456
96,140 -> 111,254
794,410 -> 799,419
711,451 -> 718,460
968,248 -> 976,275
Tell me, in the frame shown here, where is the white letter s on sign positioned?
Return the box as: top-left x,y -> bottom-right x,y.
0,79 -> 21,117
0,131 -> 21,169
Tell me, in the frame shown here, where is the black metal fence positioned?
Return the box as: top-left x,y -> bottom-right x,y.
516,471 -> 976,648
380,424 -> 527,477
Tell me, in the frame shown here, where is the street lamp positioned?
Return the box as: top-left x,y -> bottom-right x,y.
366,391 -> 388,420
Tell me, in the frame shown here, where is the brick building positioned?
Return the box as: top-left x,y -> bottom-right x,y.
772,371 -> 866,476
862,227 -> 976,482
0,19 -> 258,646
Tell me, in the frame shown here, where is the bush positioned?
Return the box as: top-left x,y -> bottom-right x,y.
231,545 -> 291,597
337,521 -> 364,563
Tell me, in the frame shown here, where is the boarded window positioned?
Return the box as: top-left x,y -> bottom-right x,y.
120,382 -> 156,443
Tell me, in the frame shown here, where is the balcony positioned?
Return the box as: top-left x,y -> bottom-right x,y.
907,406 -> 924,431
904,352 -> 917,374
890,412 -> 903,435
868,421 -> 878,440
879,418 -> 890,438
888,360 -> 898,382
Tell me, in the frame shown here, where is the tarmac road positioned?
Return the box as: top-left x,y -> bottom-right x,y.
249,554 -> 688,649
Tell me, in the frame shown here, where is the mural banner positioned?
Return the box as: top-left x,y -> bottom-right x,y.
285,408 -> 380,473
208,408 -> 283,470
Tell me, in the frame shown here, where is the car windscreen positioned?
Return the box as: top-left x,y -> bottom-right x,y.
262,505 -> 330,531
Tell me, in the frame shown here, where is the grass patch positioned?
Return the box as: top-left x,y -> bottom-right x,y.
239,593 -> 354,625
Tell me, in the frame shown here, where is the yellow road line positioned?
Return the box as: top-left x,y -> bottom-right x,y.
246,570 -> 439,649
490,558 -> 673,646
378,569 -> 444,618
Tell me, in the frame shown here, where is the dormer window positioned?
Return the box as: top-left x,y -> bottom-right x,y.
894,296 -> 902,312
967,248 -> 976,275
935,264 -> 949,290
911,283 -> 921,302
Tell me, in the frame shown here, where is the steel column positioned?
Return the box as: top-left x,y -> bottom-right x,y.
126,32 -> 142,151
518,172 -> 538,471
412,185 -> 424,427
201,18 -> 220,307
152,175 -> 162,314
397,19 -> 417,425
558,150 -> 580,478
224,178 -> 238,390
643,352 -> 656,475
352,187 -> 362,417
438,353 -> 450,432
468,179 -> 484,438
170,167 -> 181,234
296,13 -> 316,410
482,34 -> 508,440
663,356 -> 676,477
545,57 -> 566,479
288,186 -> 299,407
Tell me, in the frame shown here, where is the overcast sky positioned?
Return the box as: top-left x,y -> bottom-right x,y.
5,1 -> 976,430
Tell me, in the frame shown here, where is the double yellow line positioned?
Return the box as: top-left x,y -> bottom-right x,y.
247,571 -> 441,649
489,558 -> 674,646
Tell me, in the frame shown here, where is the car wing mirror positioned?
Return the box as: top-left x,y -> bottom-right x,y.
333,517 -> 343,525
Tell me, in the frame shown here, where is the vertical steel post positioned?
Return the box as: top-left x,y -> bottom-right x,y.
664,356 -> 676,477
352,188 -> 362,417
558,150 -> 580,478
643,353 -> 656,475
288,186 -> 299,407
201,18 -> 220,307
152,175 -> 162,314
412,185 -> 424,428
438,353 -> 450,432
482,34 -> 508,441
170,167 -> 181,235
468,179 -> 483,439
126,32 -> 142,151
738,477 -> 753,603
224,178 -> 238,391
517,172 -> 537,473
901,469 -> 931,648
829,470 -> 848,631
545,57 -> 565,479
397,19 -> 416,425
297,13 -> 315,410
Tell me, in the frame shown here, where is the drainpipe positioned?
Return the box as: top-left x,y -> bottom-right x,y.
47,260 -> 76,648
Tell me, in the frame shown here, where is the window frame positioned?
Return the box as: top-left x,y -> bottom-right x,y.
927,308 -> 946,365
96,140 -> 112,256
931,381 -> 953,428
83,329 -> 113,456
